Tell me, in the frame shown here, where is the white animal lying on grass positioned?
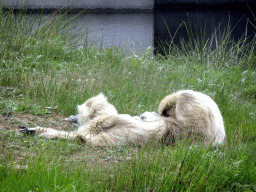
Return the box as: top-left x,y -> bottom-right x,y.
157,90 -> 226,145
21,91 -> 226,146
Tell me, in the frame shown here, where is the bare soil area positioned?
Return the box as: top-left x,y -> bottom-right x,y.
0,111 -> 134,168
0,111 -> 73,133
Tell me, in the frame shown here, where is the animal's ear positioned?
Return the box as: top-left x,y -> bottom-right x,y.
98,93 -> 107,101
77,103 -> 87,114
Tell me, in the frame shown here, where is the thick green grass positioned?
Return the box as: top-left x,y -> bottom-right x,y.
0,9 -> 256,191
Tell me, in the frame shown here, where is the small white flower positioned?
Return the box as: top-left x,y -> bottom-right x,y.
242,70 -> 248,74
249,113 -> 255,119
157,66 -> 164,72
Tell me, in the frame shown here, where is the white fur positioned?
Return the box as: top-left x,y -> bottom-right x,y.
139,111 -> 159,121
33,94 -> 167,146
32,90 -> 226,146
158,90 -> 226,145
77,93 -> 118,125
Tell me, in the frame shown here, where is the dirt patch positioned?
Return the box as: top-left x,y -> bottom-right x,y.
0,111 -> 75,163
0,111 -> 137,169
0,111 -> 74,133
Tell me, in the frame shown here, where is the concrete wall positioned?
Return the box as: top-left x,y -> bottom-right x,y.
0,0 -> 154,10
70,13 -> 154,54
1,0 -> 255,10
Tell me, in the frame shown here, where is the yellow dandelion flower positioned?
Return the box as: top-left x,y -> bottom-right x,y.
41,143 -> 44,146
36,188 -> 39,190
24,141 -> 26,143
13,162 -> 16,164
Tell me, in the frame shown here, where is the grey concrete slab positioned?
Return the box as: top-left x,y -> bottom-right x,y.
1,0 -> 69,9
68,0 -> 153,9
16,12 -> 153,55
0,0 -> 154,10
69,12 -> 154,54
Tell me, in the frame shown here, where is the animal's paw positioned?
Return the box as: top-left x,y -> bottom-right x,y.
64,115 -> 78,126
19,128 -> 37,136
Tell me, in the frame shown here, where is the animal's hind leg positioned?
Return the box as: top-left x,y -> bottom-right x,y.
20,126 -> 76,139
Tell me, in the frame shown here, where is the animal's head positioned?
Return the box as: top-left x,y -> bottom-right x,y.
77,93 -> 118,125
139,111 -> 160,122
158,94 -> 178,118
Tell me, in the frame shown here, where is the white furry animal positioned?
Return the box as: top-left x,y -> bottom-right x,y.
138,111 -> 182,145
156,90 -> 226,145
27,91 -> 225,146
32,94 -> 169,146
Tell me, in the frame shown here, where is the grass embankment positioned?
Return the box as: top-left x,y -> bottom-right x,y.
0,9 -> 256,191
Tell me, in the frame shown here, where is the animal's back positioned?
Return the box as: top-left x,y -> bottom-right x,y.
158,90 -> 225,145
